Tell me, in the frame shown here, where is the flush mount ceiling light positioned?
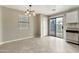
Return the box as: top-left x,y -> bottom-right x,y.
52,5 -> 56,11
52,9 -> 56,11
25,5 -> 36,16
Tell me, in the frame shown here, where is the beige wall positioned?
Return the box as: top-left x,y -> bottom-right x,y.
34,14 -> 48,37
34,14 -> 41,37
1,6 -> 35,42
0,6 -> 48,43
0,7 -> 2,42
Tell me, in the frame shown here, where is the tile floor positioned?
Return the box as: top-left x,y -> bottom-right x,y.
0,36 -> 79,53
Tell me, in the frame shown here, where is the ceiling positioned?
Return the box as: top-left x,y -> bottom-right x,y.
2,5 -> 79,15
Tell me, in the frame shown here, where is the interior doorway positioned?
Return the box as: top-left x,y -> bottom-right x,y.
48,16 -> 64,39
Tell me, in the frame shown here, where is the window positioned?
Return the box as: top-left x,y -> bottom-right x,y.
18,15 -> 29,30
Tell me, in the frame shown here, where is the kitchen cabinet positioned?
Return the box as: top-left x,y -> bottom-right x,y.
66,30 -> 79,44
66,32 -> 79,41
66,10 -> 79,23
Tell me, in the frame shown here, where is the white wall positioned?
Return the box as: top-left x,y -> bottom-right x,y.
40,15 -> 48,37
0,6 -> 35,42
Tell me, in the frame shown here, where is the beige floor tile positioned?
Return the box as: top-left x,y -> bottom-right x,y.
0,36 -> 79,53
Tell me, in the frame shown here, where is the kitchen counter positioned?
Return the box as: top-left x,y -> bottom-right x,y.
67,28 -> 79,31
66,30 -> 79,33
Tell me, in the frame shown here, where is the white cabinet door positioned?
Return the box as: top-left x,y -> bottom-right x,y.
66,11 -> 78,23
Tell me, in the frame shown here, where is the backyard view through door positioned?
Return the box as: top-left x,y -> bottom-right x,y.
48,17 -> 63,39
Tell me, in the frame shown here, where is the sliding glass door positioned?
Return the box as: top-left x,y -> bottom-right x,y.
56,17 -> 63,38
48,17 -> 63,38
48,18 -> 56,36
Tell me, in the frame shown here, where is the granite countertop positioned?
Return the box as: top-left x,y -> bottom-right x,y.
67,28 -> 79,31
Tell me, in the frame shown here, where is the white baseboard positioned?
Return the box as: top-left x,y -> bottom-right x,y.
0,35 -> 34,45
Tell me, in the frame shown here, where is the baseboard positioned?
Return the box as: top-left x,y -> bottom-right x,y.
0,35 -> 34,45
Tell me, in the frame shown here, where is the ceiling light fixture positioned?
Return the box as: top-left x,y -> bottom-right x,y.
25,5 -> 36,16
52,9 -> 56,11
